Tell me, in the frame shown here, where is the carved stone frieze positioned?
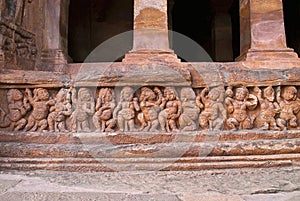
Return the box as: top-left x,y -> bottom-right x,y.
0,84 -> 300,133
0,20 -> 37,69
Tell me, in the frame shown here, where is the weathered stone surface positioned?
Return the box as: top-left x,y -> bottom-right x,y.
238,0 -> 299,61
0,0 -> 300,174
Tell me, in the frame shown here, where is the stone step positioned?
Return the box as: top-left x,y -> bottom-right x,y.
1,130 -> 300,144
0,154 -> 299,171
1,136 -> 300,158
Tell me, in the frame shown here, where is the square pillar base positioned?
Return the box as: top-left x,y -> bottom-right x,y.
40,49 -> 70,71
122,50 -> 181,65
236,48 -> 299,61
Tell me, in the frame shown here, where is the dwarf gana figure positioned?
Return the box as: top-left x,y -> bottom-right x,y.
158,87 -> 181,132
47,88 -> 72,132
137,87 -> 163,132
226,86 -> 257,130
254,86 -> 280,130
113,87 -> 139,132
197,87 -> 226,131
276,86 -> 300,130
93,88 -> 116,132
0,89 -> 31,130
24,88 -> 54,131
179,87 -> 200,131
71,87 -> 95,132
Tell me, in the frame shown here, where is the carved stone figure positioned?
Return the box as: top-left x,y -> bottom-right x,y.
225,86 -> 234,114
226,86 -> 258,130
197,87 -> 226,130
276,86 -> 300,130
254,86 -> 280,130
24,88 -> 54,131
137,87 -> 163,132
70,88 -> 95,132
0,89 -> 31,130
47,88 -> 72,132
179,87 -> 200,131
93,88 -> 116,132
113,87 -> 139,132
158,87 -> 181,132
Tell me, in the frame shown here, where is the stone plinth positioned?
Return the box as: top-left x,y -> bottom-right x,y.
238,0 -> 299,61
0,131 -> 300,171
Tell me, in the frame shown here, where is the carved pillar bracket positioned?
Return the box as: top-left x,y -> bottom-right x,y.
123,0 -> 180,64
41,0 -> 69,69
237,0 -> 299,61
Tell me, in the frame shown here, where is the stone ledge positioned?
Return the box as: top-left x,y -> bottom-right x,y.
1,62 -> 300,88
1,130 -> 300,144
0,154 -> 298,172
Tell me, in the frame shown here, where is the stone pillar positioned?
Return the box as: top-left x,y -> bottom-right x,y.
123,0 -> 180,64
238,0 -> 298,61
41,0 -> 69,69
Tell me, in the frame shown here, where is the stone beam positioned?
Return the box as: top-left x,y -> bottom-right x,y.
238,0 -> 299,61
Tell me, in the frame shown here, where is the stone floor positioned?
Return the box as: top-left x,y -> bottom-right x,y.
1,166 -> 300,201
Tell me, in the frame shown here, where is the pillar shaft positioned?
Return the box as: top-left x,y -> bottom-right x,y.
123,0 -> 180,64
238,0 -> 298,61
133,0 -> 169,51
41,0 -> 69,66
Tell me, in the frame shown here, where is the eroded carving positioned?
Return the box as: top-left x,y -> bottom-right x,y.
0,84 -> 300,133
113,87 -> 140,132
47,88 -> 72,132
137,87 -> 163,132
70,88 -> 95,132
226,86 -> 258,130
254,86 -> 280,130
276,86 -> 300,130
93,88 -> 116,132
24,88 -> 54,131
0,89 -> 31,130
179,87 -> 200,131
197,87 -> 226,131
158,87 -> 181,132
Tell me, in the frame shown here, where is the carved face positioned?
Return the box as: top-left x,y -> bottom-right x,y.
264,86 -> 274,102
8,89 -> 23,101
141,87 -> 155,101
235,87 -> 248,101
208,88 -> 220,101
226,87 -> 233,98
103,90 -> 113,103
180,88 -> 195,101
37,88 -> 50,101
165,88 -> 176,101
56,89 -> 66,102
121,87 -> 134,101
79,88 -> 92,101
283,86 -> 297,101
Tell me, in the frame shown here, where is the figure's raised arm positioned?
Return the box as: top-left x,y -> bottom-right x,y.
25,88 -> 34,104
154,87 -> 163,105
276,86 -> 282,103
253,86 -> 263,102
70,87 -> 77,105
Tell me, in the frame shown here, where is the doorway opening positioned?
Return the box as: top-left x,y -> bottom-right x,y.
68,0 -> 133,62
